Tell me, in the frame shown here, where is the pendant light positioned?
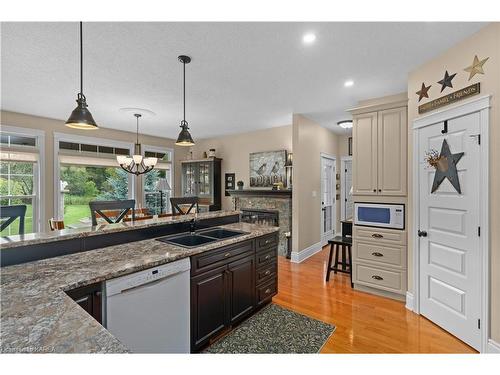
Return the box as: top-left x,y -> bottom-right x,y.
175,55 -> 195,146
117,113 -> 158,175
65,22 -> 99,130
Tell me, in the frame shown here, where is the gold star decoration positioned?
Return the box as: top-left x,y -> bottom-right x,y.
464,55 -> 489,81
416,82 -> 431,102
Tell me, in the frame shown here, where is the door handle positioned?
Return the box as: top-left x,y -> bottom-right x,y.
418,230 -> 428,238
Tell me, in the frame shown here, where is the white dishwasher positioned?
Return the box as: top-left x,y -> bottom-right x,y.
105,258 -> 190,353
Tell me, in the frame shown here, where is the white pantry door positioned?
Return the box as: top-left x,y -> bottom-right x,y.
418,112 -> 481,350
321,156 -> 336,245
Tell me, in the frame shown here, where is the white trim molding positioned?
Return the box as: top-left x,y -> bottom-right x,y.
0,124 -> 46,232
340,156 -> 353,222
405,292 -> 414,311
412,94 -> 491,353
290,241 -> 323,263
487,339 -> 500,354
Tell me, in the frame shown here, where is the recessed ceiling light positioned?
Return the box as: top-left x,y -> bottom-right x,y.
302,33 -> 316,44
337,120 -> 353,129
344,80 -> 354,87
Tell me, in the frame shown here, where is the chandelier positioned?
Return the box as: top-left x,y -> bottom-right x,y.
117,113 -> 158,175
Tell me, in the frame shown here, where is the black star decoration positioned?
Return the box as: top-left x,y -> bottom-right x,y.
431,139 -> 464,194
416,82 -> 431,102
437,70 -> 457,92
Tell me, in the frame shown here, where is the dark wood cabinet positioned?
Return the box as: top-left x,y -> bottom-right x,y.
228,255 -> 255,324
191,265 -> 228,349
190,233 -> 278,352
65,283 -> 103,324
181,158 -> 222,211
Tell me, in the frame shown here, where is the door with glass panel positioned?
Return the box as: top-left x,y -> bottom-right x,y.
196,162 -> 213,199
320,155 -> 336,245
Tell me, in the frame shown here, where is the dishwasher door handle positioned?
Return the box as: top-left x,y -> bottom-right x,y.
118,271 -> 184,294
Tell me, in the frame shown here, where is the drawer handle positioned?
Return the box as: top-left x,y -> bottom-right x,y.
265,239 -> 270,244
224,252 -> 231,257
265,255 -> 271,260
372,234 -> 384,239
371,252 -> 384,257
265,288 -> 271,294
265,270 -> 271,275
371,275 -> 384,281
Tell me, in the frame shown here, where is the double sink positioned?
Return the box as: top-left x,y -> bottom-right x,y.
156,227 -> 248,248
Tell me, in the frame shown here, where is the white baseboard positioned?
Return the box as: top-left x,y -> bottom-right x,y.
487,339 -> 500,353
405,291 -> 414,311
290,241 -> 323,263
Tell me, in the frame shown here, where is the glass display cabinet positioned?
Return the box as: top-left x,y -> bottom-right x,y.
181,158 -> 222,211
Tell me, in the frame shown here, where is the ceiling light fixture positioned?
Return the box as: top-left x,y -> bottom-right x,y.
65,22 -> 99,130
302,33 -> 316,44
344,80 -> 354,87
117,113 -> 158,175
175,55 -> 195,146
337,120 -> 353,129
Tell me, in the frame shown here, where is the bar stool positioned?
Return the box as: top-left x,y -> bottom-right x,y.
326,235 -> 353,288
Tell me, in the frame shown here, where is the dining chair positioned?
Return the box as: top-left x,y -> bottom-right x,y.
0,205 -> 27,235
170,197 -> 199,216
89,200 -> 136,226
48,218 -> 65,231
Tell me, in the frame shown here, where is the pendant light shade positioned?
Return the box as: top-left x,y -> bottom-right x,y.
175,55 -> 195,146
66,22 -> 98,130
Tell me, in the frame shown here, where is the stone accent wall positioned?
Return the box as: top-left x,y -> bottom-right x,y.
233,196 -> 292,256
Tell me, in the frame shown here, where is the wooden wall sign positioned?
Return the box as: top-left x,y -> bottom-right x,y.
418,83 -> 480,114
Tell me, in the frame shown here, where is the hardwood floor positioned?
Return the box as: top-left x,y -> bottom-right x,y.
273,246 -> 476,353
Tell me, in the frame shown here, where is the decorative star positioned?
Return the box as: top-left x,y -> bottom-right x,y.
416,82 -> 431,102
431,139 -> 464,194
464,55 -> 489,81
437,70 -> 457,92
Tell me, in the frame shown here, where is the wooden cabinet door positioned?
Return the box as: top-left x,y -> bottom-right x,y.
352,112 -> 378,195
377,107 -> 407,196
227,255 -> 255,324
66,283 -> 102,324
190,265 -> 228,350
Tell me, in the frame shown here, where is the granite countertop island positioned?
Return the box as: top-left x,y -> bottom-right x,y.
0,221 -> 279,353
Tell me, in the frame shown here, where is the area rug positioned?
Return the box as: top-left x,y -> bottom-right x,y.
204,304 -> 335,353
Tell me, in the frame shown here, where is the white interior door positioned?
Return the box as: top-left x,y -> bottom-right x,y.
321,156 -> 336,245
343,160 -> 353,220
417,112 -> 481,350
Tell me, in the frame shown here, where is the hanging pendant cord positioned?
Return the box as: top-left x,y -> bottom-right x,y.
136,115 -> 139,144
183,61 -> 186,122
80,21 -> 83,96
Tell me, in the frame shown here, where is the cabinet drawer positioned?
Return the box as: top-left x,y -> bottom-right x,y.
256,234 -> 278,251
191,240 -> 254,275
256,261 -> 277,284
353,226 -> 406,246
354,241 -> 406,269
353,263 -> 406,295
256,279 -> 277,306
257,247 -> 276,267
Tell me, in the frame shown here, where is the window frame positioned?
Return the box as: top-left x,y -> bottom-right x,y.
141,144 -> 174,214
53,132 -> 135,221
0,124 -> 45,232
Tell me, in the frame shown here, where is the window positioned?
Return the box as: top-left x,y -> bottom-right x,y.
0,127 -> 44,236
55,134 -> 133,228
143,147 -> 173,215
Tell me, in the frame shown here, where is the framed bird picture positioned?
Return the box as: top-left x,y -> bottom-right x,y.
249,150 -> 287,187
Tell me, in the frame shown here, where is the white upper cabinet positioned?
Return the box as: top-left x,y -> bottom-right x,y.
350,100 -> 408,197
352,112 -> 378,195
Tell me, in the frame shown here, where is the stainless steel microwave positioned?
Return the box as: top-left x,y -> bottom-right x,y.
354,202 -> 405,230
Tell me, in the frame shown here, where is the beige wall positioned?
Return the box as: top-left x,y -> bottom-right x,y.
1,110 -> 188,231
407,23 -> 500,342
292,114 -> 343,252
189,125 -> 292,210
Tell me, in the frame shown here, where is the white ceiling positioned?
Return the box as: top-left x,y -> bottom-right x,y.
1,22 -> 486,139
